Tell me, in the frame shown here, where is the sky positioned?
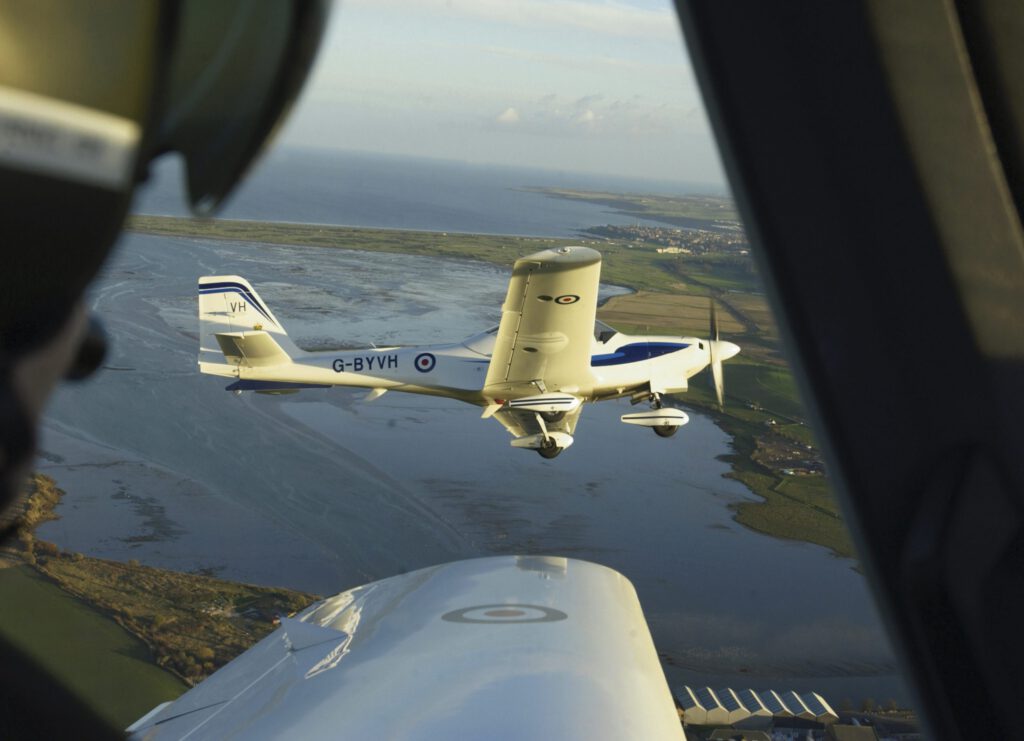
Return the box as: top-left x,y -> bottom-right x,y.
276,0 -> 727,186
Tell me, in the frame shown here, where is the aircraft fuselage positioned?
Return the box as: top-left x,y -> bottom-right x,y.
221,328 -> 730,405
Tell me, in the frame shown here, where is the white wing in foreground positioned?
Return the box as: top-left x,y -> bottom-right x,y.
127,556 -> 683,740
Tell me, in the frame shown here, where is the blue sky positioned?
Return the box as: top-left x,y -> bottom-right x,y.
277,0 -> 726,186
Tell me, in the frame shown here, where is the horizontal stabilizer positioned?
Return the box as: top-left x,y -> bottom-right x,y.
621,408 -> 690,428
215,331 -> 291,367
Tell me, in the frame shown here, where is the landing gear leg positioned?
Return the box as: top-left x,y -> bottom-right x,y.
649,393 -> 678,437
534,412 -> 562,458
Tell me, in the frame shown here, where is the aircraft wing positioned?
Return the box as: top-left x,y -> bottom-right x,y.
483,246 -> 602,399
126,556 -> 682,740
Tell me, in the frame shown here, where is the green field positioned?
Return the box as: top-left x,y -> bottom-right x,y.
730,474 -> 852,558
0,473 -> 319,727
597,291 -> 745,337
725,361 -> 807,421
0,565 -> 185,729
36,554 -> 317,685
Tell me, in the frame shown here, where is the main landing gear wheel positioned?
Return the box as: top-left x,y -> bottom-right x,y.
653,425 -> 678,438
537,442 -> 563,459
540,411 -> 566,423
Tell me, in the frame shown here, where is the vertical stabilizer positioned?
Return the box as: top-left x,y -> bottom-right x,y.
198,276 -> 299,375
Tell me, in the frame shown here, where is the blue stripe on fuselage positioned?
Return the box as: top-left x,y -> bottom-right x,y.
226,380 -> 330,391
590,342 -> 689,367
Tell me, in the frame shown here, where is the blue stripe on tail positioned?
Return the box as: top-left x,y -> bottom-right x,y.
199,281 -> 274,323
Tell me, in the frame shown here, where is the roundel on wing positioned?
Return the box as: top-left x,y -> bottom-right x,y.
414,352 -> 436,373
441,603 -> 568,624
555,294 -> 579,305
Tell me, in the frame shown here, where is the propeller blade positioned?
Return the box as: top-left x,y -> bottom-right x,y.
709,298 -> 724,409
710,298 -> 719,343
712,354 -> 724,410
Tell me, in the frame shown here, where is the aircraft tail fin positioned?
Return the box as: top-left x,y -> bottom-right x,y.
198,276 -> 299,376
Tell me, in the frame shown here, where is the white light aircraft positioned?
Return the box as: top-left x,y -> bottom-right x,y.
198,246 -> 739,458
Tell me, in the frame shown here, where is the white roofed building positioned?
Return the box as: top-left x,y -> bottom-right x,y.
675,686 -> 840,731
715,687 -> 752,725
675,686 -> 708,726
800,692 -> 839,724
737,689 -> 773,719
782,691 -> 817,721
695,686 -> 730,726
761,690 -> 795,718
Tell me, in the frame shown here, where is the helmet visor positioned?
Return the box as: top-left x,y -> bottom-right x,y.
150,0 -> 328,213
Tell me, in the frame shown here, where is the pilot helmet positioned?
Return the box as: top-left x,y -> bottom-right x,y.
0,0 -> 328,534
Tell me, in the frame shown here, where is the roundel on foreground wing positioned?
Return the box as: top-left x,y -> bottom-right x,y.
441,603 -> 568,624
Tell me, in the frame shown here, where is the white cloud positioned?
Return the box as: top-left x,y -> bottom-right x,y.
495,107 -> 521,124
574,94 -> 604,109
475,43 -> 689,79
500,92 -> 699,138
572,109 -> 597,127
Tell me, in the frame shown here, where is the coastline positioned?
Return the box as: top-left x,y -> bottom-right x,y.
516,187 -> 740,231
1,474 -> 318,725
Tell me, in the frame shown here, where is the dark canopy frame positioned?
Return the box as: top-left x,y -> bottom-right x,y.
674,3 -> 1024,738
